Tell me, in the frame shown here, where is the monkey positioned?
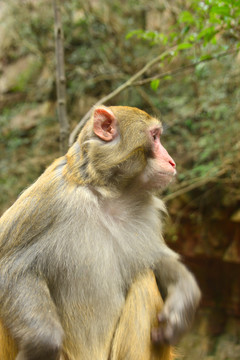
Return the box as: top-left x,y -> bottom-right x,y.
0,105 -> 201,360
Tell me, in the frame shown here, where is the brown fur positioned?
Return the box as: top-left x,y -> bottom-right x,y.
0,271 -> 172,360
0,106 -> 200,360
0,320 -> 18,360
110,270 -> 173,360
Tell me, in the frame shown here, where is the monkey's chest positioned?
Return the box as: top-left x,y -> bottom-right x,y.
53,245 -> 126,359
47,195 -> 162,355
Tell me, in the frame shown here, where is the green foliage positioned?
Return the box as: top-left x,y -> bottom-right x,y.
0,105 -> 33,150
179,0 -> 240,45
0,0 -> 239,214
177,43 -> 193,50
160,55 -> 240,200
122,0 -> 240,205
127,0 -> 240,58
126,30 -> 168,45
150,79 -> 160,91
11,59 -> 42,92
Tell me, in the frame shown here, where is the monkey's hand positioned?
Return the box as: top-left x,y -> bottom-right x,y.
152,262 -> 201,345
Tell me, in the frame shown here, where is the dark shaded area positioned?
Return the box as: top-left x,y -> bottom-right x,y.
185,257 -> 240,316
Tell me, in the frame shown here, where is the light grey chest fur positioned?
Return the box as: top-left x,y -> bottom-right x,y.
45,187 -> 168,303
39,186 -> 174,346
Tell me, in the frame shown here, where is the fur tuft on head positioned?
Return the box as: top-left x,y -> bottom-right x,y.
65,105 -> 175,194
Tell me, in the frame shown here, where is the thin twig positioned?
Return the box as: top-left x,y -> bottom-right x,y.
69,46 -> 178,146
69,46 -> 239,146
53,0 -> 69,154
163,168 -> 228,202
133,47 -> 239,86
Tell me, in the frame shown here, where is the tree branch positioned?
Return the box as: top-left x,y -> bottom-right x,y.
69,46 -> 238,146
69,46 -> 178,146
53,0 -> 69,154
163,167 -> 229,202
133,47 -> 239,86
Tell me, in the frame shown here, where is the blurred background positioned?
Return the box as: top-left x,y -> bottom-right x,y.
0,1 -> 239,358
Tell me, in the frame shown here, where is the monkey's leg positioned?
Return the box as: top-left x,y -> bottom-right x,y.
110,269 -> 174,360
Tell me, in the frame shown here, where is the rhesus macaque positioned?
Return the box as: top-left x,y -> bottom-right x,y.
0,106 -> 201,360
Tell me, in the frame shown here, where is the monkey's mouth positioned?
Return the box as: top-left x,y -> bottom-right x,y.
157,170 -> 177,177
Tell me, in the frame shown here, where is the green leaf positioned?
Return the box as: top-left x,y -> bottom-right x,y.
163,75 -> 172,81
150,79 -> 160,91
188,34 -> 196,42
177,43 -> 193,50
197,26 -> 216,40
182,25 -> 190,35
179,11 -> 195,24
125,29 -> 143,40
199,54 -> 212,61
156,33 -> 168,45
210,5 -> 230,16
211,36 -> 217,45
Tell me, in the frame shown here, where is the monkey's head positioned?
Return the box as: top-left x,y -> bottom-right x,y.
74,105 -> 176,190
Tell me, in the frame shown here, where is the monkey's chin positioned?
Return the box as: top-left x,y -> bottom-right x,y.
140,171 -> 176,191
154,172 -> 175,189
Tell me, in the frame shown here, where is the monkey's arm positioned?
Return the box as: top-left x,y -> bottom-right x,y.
0,165 -> 65,360
0,273 -> 64,360
153,256 -> 201,345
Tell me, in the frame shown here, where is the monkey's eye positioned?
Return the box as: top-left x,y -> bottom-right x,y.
151,129 -> 161,142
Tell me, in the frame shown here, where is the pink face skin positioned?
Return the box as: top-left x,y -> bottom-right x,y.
139,126 -> 176,189
93,107 -> 176,190
150,127 -> 176,176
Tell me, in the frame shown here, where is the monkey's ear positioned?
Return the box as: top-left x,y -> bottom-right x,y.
93,107 -> 118,142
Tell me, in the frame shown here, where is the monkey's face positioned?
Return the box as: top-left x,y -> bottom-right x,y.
139,125 -> 176,189
82,105 -> 176,190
